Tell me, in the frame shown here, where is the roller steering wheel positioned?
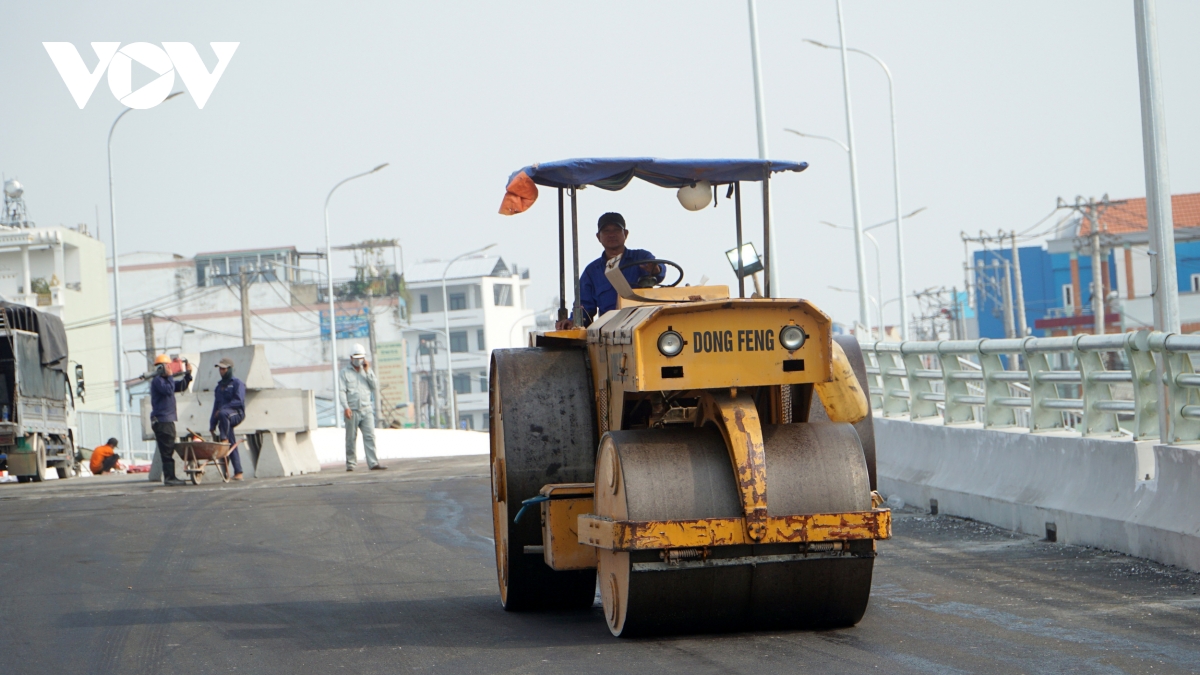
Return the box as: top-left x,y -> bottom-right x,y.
619,258 -> 684,288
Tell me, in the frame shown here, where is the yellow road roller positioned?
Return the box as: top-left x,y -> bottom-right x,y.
491,158 -> 890,636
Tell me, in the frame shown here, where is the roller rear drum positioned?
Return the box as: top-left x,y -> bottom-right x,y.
490,348 -> 598,611
595,423 -> 874,636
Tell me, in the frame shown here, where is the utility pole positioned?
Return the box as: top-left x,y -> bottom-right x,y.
961,237 -> 973,314
1059,195 -> 1113,334
1090,210 -> 1105,335
366,288 -> 381,421
240,269 -> 252,346
997,261 -> 1015,339
1010,231 -> 1028,337
951,285 -> 967,340
142,313 -> 155,371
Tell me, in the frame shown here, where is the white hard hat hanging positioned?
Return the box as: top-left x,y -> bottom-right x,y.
677,180 -> 713,211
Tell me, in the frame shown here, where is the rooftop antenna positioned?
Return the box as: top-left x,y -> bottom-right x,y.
2,178 -> 31,229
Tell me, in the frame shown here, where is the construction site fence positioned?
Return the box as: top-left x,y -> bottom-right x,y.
859,330 -> 1200,445
75,411 -> 157,464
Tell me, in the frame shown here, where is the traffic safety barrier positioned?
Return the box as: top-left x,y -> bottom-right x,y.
861,330 -> 1200,573
861,330 -> 1200,445
874,418 -> 1200,573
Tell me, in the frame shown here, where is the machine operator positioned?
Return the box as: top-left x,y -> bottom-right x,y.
555,212 -> 664,329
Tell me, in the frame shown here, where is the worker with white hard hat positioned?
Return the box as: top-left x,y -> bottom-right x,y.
340,343 -> 384,471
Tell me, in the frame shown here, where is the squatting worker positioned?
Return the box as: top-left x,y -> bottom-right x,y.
89,437 -> 124,475
341,343 -> 385,472
150,353 -> 192,486
210,357 -> 246,481
555,212 -> 663,329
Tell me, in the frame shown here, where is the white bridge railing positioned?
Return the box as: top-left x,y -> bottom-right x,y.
860,331 -> 1200,445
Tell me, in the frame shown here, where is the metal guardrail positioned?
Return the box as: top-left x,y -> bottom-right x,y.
860,331 -> 1200,445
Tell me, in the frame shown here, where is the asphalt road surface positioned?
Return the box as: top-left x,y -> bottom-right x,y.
1,456 -> 1197,674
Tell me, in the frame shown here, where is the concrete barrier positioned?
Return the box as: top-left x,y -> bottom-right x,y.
875,416 -> 1200,573
312,428 -> 488,466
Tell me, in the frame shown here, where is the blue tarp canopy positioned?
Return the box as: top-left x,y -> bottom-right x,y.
510,157 -> 808,191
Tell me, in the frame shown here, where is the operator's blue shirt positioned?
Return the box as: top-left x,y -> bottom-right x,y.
573,248 -> 663,324
149,371 -> 192,423
210,376 -> 246,429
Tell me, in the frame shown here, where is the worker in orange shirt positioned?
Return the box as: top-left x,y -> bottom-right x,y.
89,437 -> 124,475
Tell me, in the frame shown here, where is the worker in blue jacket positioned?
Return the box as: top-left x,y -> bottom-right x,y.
149,354 -> 191,486
210,357 -> 247,480
556,212 -> 663,329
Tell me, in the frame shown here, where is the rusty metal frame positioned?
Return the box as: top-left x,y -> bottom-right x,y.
698,390 -> 769,541
578,509 -> 891,551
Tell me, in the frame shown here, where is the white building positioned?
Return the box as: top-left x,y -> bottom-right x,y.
110,247 -> 404,417
402,255 -> 535,430
109,248 -> 536,429
0,224 -> 116,412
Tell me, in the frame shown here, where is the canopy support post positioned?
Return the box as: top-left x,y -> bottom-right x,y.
735,182 -> 745,299
762,170 -> 772,298
570,187 -> 583,324
557,188 -> 567,323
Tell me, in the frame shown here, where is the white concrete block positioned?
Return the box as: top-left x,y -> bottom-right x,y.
254,430 -> 320,478
193,345 -> 275,391
875,416 -> 1200,573
312,427 -> 488,466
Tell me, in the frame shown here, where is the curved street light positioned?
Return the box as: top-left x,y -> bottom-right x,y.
784,126 -> 868,334
783,129 -> 848,153
324,163 -> 388,428
805,38 -> 910,338
824,209 -> 924,336
107,90 -> 184,413
826,224 -> 883,332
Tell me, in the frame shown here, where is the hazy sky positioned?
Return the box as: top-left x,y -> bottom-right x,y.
4,1 -> 1198,328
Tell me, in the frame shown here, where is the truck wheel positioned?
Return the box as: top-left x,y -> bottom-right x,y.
30,436 -> 46,482
56,435 -> 77,479
55,461 -> 76,479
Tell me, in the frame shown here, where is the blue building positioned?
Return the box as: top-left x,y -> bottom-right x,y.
974,247 -> 1116,338
972,192 -> 1200,338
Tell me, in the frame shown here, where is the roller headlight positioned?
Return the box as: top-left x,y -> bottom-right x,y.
657,330 -> 684,357
779,325 -> 806,351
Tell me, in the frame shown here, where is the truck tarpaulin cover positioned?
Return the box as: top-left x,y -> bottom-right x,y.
0,303 -> 68,371
498,158 -> 807,215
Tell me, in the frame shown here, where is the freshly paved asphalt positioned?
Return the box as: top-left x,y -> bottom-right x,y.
1,456 -> 1197,674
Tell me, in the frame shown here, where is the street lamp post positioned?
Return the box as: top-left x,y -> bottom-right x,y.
829,286 -> 880,328
822,208 -> 924,335
324,163 -> 388,429
442,244 -> 496,429
107,91 -> 183,413
826,223 -> 882,332
746,0 -> 778,295
805,38 -> 909,338
833,0 -> 870,335
783,127 -> 869,333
